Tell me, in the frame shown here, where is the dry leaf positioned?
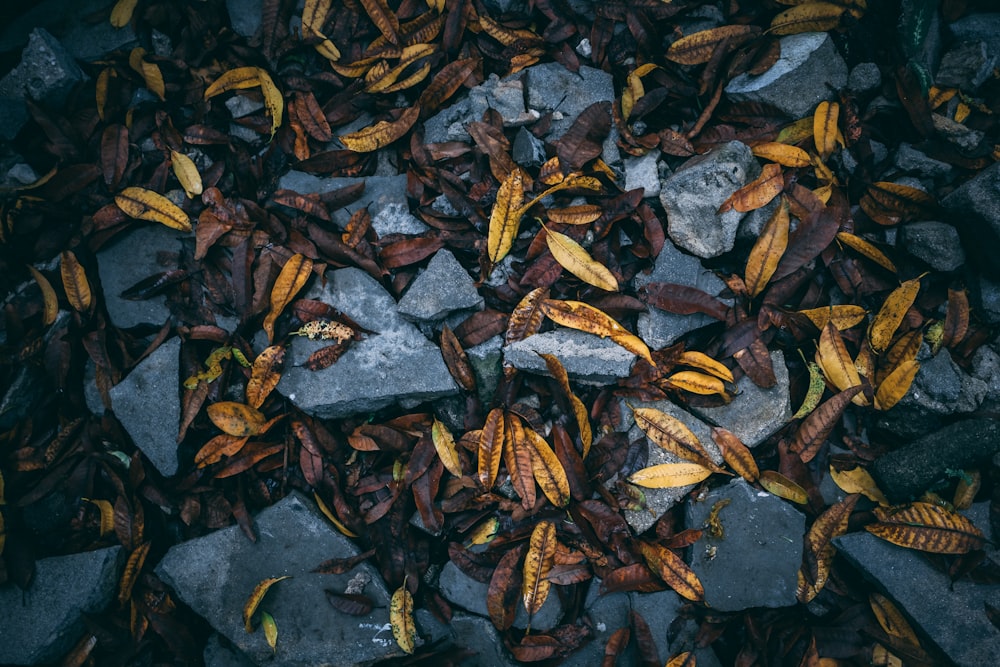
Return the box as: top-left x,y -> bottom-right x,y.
798,494 -> 859,602
628,462 -> 713,488
246,346 -> 286,409
758,470 -> 808,504
487,168 -> 524,267
870,593 -> 921,646
792,361 -> 826,420
115,187 -> 192,232
110,0 -> 137,27
744,197 -> 789,297
836,232 -> 896,273
813,101 -> 839,160
204,66 -> 262,98
361,0 -> 400,44
547,204 -> 603,225
636,540 -> 704,602
243,576 -> 291,632
504,414 -> 536,511
677,351 -> 734,383
539,353 -> 592,457
60,250 -> 92,313
505,286 -> 549,346
263,254 -> 313,343
523,521 -> 557,621
830,466 -> 889,505
799,305 -> 867,331
874,359 -> 919,411
540,299 -> 653,366
83,497 -> 115,536
666,25 -> 756,65
720,163 -> 783,213
390,579 -> 416,654
27,265 -> 58,325
261,611 -> 278,653
257,69 -> 284,137
478,407 -> 505,490
791,386 -> 862,462
340,104 -> 420,152
666,371 -> 727,396
431,418 -> 463,478
171,151 -> 203,198
194,434 -> 249,467
869,277 -> 921,354
544,227 -> 619,291
751,142 -> 812,167
207,402 -> 267,437
867,502 -> 984,554
770,2 -> 846,35
524,427 -> 570,507
711,427 -> 758,482
816,322 -> 866,405
632,407 -> 723,472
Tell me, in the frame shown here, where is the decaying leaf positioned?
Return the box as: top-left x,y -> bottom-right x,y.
340,104 -> 420,152
504,414 -> 536,511
60,250 -> 92,313
869,277 -> 921,354
115,186 -> 192,231
791,386 -> 862,462
744,198 -> 789,297
487,168 -> 524,267
711,427 -> 758,482
544,227 -> 619,291
798,305 -> 867,331
263,254 -> 313,343
27,265 -> 57,326
431,418 -> 463,478
632,407 -> 723,472
390,578 -> 416,654
758,470 -> 808,504
867,502 -> 984,554
677,351 -> 734,383
791,361 -> 826,420
261,611 -> 278,653
523,520 -> 557,622
207,402 -> 267,437
636,540 -> 704,602
505,286 -> 549,346
816,322 -> 866,405
666,25 -> 756,65
243,576 -> 291,632
874,359 -> 919,411
836,232 -> 896,273
540,299 -> 653,366
720,163 -> 783,214
524,427 -> 570,507
813,101 -> 839,160
830,465 -> 889,505
770,2 -> 846,35
478,407 -> 505,490
628,462 -> 713,488
870,593 -> 922,647
798,494 -> 859,603
539,353 -> 592,457
246,346 -> 286,409
751,142 -> 812,167
666,371 -> 727,397
171,151 -> 203,198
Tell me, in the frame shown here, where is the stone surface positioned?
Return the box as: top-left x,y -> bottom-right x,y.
978,275 -> 1000,323
467,334 -> 503,406
0,97 -> 29,140
0,546 -> 123,664
0,28 -> 85,108
503,329 -> 635,385
634,240 -> 730,349
724,32 -> 847,119
900,220 -> 965,271
942,160 -> 1000,242
835,530 -> 1000,667
847,62 -> 881,95
624,150 -> 661,198
278,268 -> 458,419
60,16 -> 137,61
949,13 -> 1000,58
437,560 -> 563,631
226,0 -> 263,37
203,634 -> 256,667
277,172 -> 429,236
893,142 -> 953,178
224,93 -> 264,118
397,249 -> 483,322
871,418 -> 1000,503
416,610 -> 519,666
512,127 -> 546,167
690,350 -> 792,448
157,492 -> 407,666
936,40 -> 996,90
659,140 -> 759,258
110,337 -> 182,476
685,478 -> 805,611
97,224 -> 183,329
932,112 -> 984,150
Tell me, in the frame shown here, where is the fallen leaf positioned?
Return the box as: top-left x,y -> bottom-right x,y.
194,434 -> 249,467
110,0 -> 137,27
207,402 -> 267,437
487,168 -> 524,267
791,362 -> 826,420
118,541 -> 151,606
204,66 -> 262,98
539,353 -> 592,458
744,197 -> 789,297
263,254 -> 313,343
390,578 -> 416,654
758,470 -> 808,504
246,346 -> 286,409
636,540 -> 704,602
836,232 -> 896,273
524,427 -> 570,507
751,142 -> 812,167
677,351 -> 733,383
547,204 -> 603,225
171,151 -> 203,198
867,502 -> 984,554
870,593 -> 921,646
83,498 -> 115,536
816,322 -> 866,405
869,277 -> 921,354
874,359 -> 919,411
261,611 -> 278,652
115,186 -> 192,232
488,545 -> 526,631
791,386 -> 862,462
720,162 -> 783,213
628,462 -> 713,488
540,299 -> 653,366
478,407 -> 504,490
523,521 -> 557,623
711,427 -> 758,482
830,466 -> 889,505
666,371 -> 727,396
27,265 -> 58,325
770,2 -> 846,35
361,0 -> 400,44
60,250 -> 92,313
340,104 -> 420,152
431,418 -> 463,478
666,25 -> 757,65
243,576 -> 291,632
632,407 -> 723,472
798,305 -> 867,331
798,494 -> 859,603
544,227 -> 619,291
813,101 -> 839,160
504,414 -> 536,511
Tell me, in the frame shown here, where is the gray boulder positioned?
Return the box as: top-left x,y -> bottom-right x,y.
949,13 -> 1000,58
467,335 -> 503,405
503,329 -> 636,385
110,337 -> 182,477
0,28 -> 85,108
226,0 -> 263,38
397,249 -> 483,323
893,143 -> 953,179
685,478 -> 805,611
278,267 -> 459,419
900,221 -> 965,271
512,127 -> 546,167
204,634 -> 256,667
623,150 -> 662,198
942,160 -> 1000,242
423,73 -> 535,144
847,62 -> 881,95
932,113 -> 984,151
0,546 -> 123,664
936,40 -> 996,90
97,224 -> 183,329
437,560 -> 563,631
659,140 -> 759,258
415,610 -> 519,666
724,32 -> 847,119
156,492 -> 406,666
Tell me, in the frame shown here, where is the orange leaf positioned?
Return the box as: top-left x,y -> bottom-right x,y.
522,521 -> 557,622
750,142 -> 812,167
711,427 -> 758,482
758,470 -> 808,504
477,408 -> 505,490
720,163 -> 783,214
813,101 -> 839,160
868,276 -> 921,354
60,250 -> 92,313
503,414 -> 536,511
632,407 -> 724,473
246,345 -> 286,409
874,359 -> 919,411
540,299 -> 653,366
867,502 -> 984,554
816,322 -> 866,405
636,540 -> 704,602
340,104 -> 420,152
207,402 -> 267,437
194,434 -> 250,467
263,254 -> 313,343
666,25 -> 757,65
524,427 -> 570,507
487,168 -> 525,266
744,196 -> 789,297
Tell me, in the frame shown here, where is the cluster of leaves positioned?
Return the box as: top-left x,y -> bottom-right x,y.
1,0 -> 999,664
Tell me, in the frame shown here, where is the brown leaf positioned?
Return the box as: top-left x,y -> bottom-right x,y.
478,407 -> 505,490
505,287 -> 550,346
770,2 -> 846,35
636,540 -> 704,602
666,25 -> 757,65
632,407 -> 723,473
790,386 -> 862,463
525,427 -> 571,507
487,168 -> 525,266
547,204 -> 603,225
869,277 -> 921,354
488,544 -> 526,631
118,541 -> 151,606
263,254 -> 313,343
711,427 -> 758,482
340,104 -> 420,152
207,402 -> 267,437
941,287 -> 970,349
870,592 -> 922,646
641,282 -> 729,320
816,322 -> 866,404
798,494 -> 859,602
523,520 -> 557,622
360,0 -> 400,44
195,434 -> 249,467
243,576 -> 291,632
101,124 -> 129,190
744,197 -> 789,297
504,413 -> 537,511
304,341 -> 350,371
325,591 -> 375,616
540,299 -> 653,366
557,101 -> 611,172
539,353 -> 592,457
440,324 -> 476,393
867,502 -> 984,554
115,186 -> 192,232
720,163 -> 783,214
246,345 -> 285,409
60,250 -> 92,313
417,57 -> 479,112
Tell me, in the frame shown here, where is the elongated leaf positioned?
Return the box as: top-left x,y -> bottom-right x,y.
870,593 -> 921,646
539,353 -> 592,457
115,186 -> 191,232
478,408 -> 504,490
83,498 -> 115,536
836,232 -> 896,273
941,287 -> 970,349
257,69 -> 284,137
791,386 -> 862,462
770,2 -> 845,34
547,204 -> 603,225
523,521 -> 557,622
632,407 -> 723,472
636,541 -> 704,602
440,324 -> 476,393
325,590 -> 375,615
667,370 -> 727,396
792,362 -> 826,420
540,299 -> 653,366
195,434 -> 249,467
246,345 -> 285,409
629,462 -> 713,488
431,418 -> 463,478
869,277 -> 921,354
488,545 -> 526,631
340,104 -> 420,152
118,541 -> 151,605
263,254 -> 313,343
207,402 -> 266,437
751,142 -> 811,167
110,0 -> 137,27
505,287 -> 549,346
545,227 -> 619,291
745,198 -> 789,297
874,359 -> 919,411
867,502 -> 984,554
171,150 -> 203,198
666,25 -> 756,64
816,322 -> 866,404
361,0 -> 400,44
677,351 -> 733,383
28,265 -> 58,325
813,101 -> 839,160
487,169 -> 524,266
758,470 -> 808,504
244,576 -> 291,632
720,163 -> 783,213
390,579 -> 416,654
711,427 -> 758,482
205,67 -> 262,98
798,494 -> 859,602
798,305 -> 867,331
524,427 -> 570,507
60,250 -> 92,313
504,414 -> 536,511
261,611 -> 278,652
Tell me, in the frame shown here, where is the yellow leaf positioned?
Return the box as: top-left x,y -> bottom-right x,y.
813,101 -> 839,160
207,402 -> 267,437
96,67 -> 111,121
538,353 -> 591,456
256,69 -> 284,137
115,186 -> 192,231
503,417 -> 538,511
524,427 -> 570,507
339,104 -> 420,152
487,168 -> 524,266
830,465 -> 889,505
540,299 -> 653,366
205,67 -> 262,99
775,117 -> 815,145
467,516 -> 499,546
365,44 -> 436,93
390,579 -> 416,654
128,48 -> 165,100
770,2 -> 846,35
263,254 -> 313,343
874,359 -> 919,411
622,63 -> 659,119
83,498 -> 115,536
678,351 -> 734,383
867,502 -> 984,554
836,232 -> 896,273
243,576 -> 290,632
636,540 -> 704,602
27,265 -> 58,326
667,25 -> 756,65
628,462 -> 713,488
798,494 -> 859,602
314,492 -> 358,537
751,142 -> 812,167
667,371 -> 727,396
720,162 -> 783,213
798,305 -> 867,331
246,345 -> 286,409
758,470 -> 808,504
431,418 -> 463,477
666,652 -> 695,667
868,277 -> 921,354
522,521 -> 557,621
302,0 -> 331,37
711,427 -> 758,483
955,102 -> 970,124
170,150 -> 203,198
544,227 -> 618,291
870,593 -> 921,646
632,407 -> 721,470
118,541 -> 151,606
194,434 -> 249,467
816,322 -> 866,405
315,39 -> 341,62
110,0 -> 137,28
261,611 -> 278,653
792,361 -> 826,420
546,204 -> 603,225
744,197 -> 789,297
60,250 -> 92,313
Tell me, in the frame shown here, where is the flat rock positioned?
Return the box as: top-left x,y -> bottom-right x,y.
936,40 -> 996,90
685,478 -> 805,611
467,334 -> 504,406
203,634 -> 256,667
109,337 -> 181,477
97,224 -> 183,329
932,112 -> 984,150
871,418 -> 1000,503
634,240 -> 730,349
0,546 -> 123,665
690,350 -> 792,447
503,329 -> 635,385
659,140 -> 759,258
277,172 -> 428,236
278,268 -> 458,419
437,561 -> 563,631
512,127 -> 546,167
893,142 -> 952,178
725,32 -> 847,119
60,14 -> 137,61
416,610 -> 519,666
397,249 -> 483,322
226,0 -> 263,37
623,150 -> 661,198
156,492 -> 406,666
835,531 -> 1000,667
847,62 -> 881,95
900,220 -> 965,271
949,13 -> 1000,57
942,160 -> 1000,242
0,28 -> 84,108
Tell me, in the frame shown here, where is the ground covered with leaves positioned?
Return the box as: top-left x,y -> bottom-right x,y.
2,0 -> 1000,665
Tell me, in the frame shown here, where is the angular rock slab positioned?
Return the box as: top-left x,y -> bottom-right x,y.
503,328 -> 636,385
397,249 -> 483,322
415,610 -> 519,667
685,478 -> 805,611
835,531 -> 1000,667
97,224 -> 183,329
156,492 -> 404,667
659,141 -> 759,258
0,28 -> 85,107
110,337 -> 181,477
437,560 -> 563,631
690,350 -> 792,448
0,546 -> 123,665
724,32 -> 847,119
278,267 -> 459,419
943,160 -> 1000,243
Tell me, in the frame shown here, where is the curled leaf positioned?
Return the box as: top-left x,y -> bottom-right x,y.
340,104 -> 420,152
28,265 -> 58,325
115,186 -> 191,232
243,576 -> 291,632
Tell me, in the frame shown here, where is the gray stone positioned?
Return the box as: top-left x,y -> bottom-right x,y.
847,62 -> 881,95
468,335 -> 503,405
397,250 -> 483,322
685,478 -> 805,611
871,418 -> 1000,503
0,97 -> 28,140
659,140 -> 759,258
157,492 -> 407,666
936,40 -> 996,90
942,161 -> 1000,241
204,634 -> 256,667
972,344 -> 1000,411
624,150 -> 661,198
224,94 -> 264,118
690,350 -> 792,448
835,531 -> 1000,667
228,122 -> 262,145
227,0 -> 263,37
97,224 -> 183,329
893,142 -> 953,178
278,268 -> 458,419
60,15 -> 137,62
151,29 -> 173,58
0,546 -> 123,664
932,113 -> 984,151
737,196 -> 781,241
559,585 -> 633,667
949,13 -> 1000,58
503,329 -> 635,385
0,28 -> 85,108
840,139 -> 888,175
900,221 -> 965,271
0,356 -> 47,432
277,172 -> 429,236
437,560 -> 563,631
634,240 -> 730,349
512,127 -> 546,167
6,162 -> 38,185
416,610 -> 519,666
423,71 -> 536,144
978,275 -> 1000,324
110,337 -> 181,476
724,32 -> 847,119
